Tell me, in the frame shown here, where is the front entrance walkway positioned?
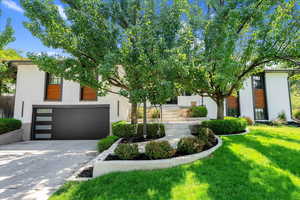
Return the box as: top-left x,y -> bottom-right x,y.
0,140 -> 97,200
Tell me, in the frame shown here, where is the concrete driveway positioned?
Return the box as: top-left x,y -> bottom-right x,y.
0,140 -> 97,200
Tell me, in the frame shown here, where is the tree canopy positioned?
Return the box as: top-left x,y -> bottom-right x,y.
178,0 -> 300,119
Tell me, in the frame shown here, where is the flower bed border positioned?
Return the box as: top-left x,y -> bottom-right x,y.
93,136 -> 222,178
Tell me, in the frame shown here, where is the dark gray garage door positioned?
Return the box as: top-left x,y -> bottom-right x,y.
31,105 -> 109,140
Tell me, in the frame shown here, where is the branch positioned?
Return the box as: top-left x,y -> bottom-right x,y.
236,0 -> 265,34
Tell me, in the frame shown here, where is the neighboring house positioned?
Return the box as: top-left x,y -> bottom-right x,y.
9,60 -> 294,141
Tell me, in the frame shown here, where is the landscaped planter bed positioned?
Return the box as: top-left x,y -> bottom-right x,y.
93,136 -> 222,178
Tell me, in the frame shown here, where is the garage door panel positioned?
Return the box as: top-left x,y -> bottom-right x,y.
32,105 -> 109,140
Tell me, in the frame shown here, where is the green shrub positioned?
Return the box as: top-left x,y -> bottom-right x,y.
294,110 -> 300,120
145,141 -> 174,159
242,116 -> 254,126
0,118 -> 22,135
112,121 -> 165,139
115,143 -> 139,160
112,121 -> 137,138
177,137 -> 204,154
277,111 -> 287,122
189,106 -> 208,118
137,123 -> 165,139
202,117 -> 247,135
97,135 -> 119,153
196,127 -> 216,147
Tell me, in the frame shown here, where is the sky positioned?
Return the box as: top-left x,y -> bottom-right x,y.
0,0 -> 65,57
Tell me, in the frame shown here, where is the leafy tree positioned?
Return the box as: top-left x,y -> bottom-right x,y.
21,0 -> 182,125
0,4 -> 16,96
179,0 -> 300,119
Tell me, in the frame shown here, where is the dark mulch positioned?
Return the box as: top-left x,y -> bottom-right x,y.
121,136 -> 163,143
77,167 -> 93,178
105,139 -> 218,161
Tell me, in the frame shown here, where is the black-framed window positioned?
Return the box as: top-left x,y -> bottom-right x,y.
45,73 -> 62,101
252,74 -> 268,120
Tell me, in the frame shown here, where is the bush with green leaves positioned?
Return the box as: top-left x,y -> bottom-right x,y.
112,121 -> 137,138
177,137 -> 205,154
196,127 -> 216,147
277,111 -> 287,122
151,109 -> 160,119
145,141 -> 173,159
137,123 -> 165,139
115,144 -> 139,160
202,117 -> 247,135
294,110 -> 300,120
97,135 -> 119,153
189,106 -> 208,118
0,118 -> 22,135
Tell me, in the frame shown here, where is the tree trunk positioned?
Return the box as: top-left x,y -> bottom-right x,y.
131,102 -> 138,124
143,101 -> 147,137
216,98 -> 225,120
0,80 -> 2,96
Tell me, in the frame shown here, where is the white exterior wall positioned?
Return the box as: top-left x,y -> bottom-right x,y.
239,78 -> 255,119
14,65 -> 130,124
265,72 -> 292,121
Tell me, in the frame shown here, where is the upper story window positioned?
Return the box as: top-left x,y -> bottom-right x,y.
45,73 -> 62,101
80,86 -> 97,101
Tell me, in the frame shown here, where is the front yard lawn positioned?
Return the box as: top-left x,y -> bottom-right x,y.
50,125 -> 300,200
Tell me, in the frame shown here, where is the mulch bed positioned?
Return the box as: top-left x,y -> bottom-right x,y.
105,139 -> 218,161
215,130 -> 247,136
120,136 -> 164,143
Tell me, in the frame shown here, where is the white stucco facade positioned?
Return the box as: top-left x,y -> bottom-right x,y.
13,63 -> 293,141
265,72 -> 292,121
14,65 -> 130,124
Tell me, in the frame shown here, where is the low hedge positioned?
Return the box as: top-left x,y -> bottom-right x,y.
97,135 -> 119,153
145,141 -> 174,159
189,106 -> 208,118
137,124 -> 165,139
0,118 -> 22,135
201,117 -> 247,135
112,121 -> 165,139
294,110 -> 300,120
115,143 -> 139,160
177,137 -> 204,154
197,127 -> 216,147
112,121 -> 136,138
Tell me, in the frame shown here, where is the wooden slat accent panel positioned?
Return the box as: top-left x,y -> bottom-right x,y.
46,85 -> 61,101
227,96 -> 239,109
255,89 -> 266,108
82,87 -> 97,101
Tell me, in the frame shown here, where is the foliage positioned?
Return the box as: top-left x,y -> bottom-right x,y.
112,121 -> 136,138
277,111 -> 287,122
20,0 -> 183,109
0,8 -> 16,95
97,136 -> 119,153
0,118 -> 22,134
196,127 -> 216,147
294,110 -> 300,120
112,121 -> 165,139
145,141 -> 173,159
177,137 -> 204,155
178,0 -> 300,119
242,116 -> 254,126
49,126 -> 300,200
189,106 -> 208,118
114,143 -> 139,160
137,123 -> 165,139
202,117 -> 247,135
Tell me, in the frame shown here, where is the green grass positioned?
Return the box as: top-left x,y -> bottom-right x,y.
50,126 -> 300,200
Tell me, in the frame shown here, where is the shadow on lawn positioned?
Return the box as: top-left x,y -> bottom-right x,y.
51,131 -> 300,200
187,137 -> 300,200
